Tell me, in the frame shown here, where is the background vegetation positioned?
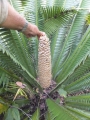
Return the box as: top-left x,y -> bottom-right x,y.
0,0 -> 90,120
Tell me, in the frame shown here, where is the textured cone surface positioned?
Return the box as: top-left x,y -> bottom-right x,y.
38,35 -> 52,88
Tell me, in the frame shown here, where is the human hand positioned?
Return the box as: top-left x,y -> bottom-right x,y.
23,23 -> 45,39
0,2 -> 45,39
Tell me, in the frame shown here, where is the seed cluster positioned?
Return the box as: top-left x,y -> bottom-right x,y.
38,35 -> 52,88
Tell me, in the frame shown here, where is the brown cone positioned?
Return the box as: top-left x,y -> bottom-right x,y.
38,35 -> 52,88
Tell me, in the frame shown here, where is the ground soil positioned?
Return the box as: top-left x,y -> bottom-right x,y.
25,82 -> 90,120
24,81 -> 63,120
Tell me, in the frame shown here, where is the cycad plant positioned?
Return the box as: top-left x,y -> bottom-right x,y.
0,0 -> 90,120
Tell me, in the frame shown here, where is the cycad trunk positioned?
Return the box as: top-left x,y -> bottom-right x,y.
38,35 -> 52,88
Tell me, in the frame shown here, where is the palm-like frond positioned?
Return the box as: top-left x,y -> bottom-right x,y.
65,94 -> 90,111
52,25 -> 90,91
46,99 -> 79,120
0,66 -> 20,84
66,106 -> 90,120
1,0 -> 90,119
4,104 -> 20,120
0,29 -> 39,85
31,108 -> 39,120
51,24 -> 71,70
9,0 -> 29,13
0,50 -> 22,86
52,0 -> 90,78
63,57 -> 90,86
64,72 -> 90,94
0,50 -> 39,88
0,50 -> 22,73
61,24 -> 90,74
24,0 -> 43,68
0,71 -> 9,87
48,97 -> 90,120
40,7 -> 75,36
9,0 -> 23,12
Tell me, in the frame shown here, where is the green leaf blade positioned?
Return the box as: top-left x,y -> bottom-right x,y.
31,108 -> 40,120
46,99 -> 79,120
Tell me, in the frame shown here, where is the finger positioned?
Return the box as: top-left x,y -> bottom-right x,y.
38,31 -> 45,38
26,34 -> 35,38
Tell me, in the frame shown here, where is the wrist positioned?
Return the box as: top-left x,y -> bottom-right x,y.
18,21 -> 28,32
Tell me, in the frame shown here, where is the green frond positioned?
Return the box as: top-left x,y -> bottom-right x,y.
51,24 -> 71,71
0,50 -> 22,74
46,99 -> 79,120
45,111 -> 52,120
63,0 -> 79,9
41,6 -> 75,36
4,104 -> 20,120
39,0 -> 62,7
24,0 -> 42,67
63,57 -> 90,86
39,0 -> 78,8
0,71 -> 9,87
66,106 -> 90,120
65,94 -> 90,111
31,108 -> 39,120
0,67 -> 21,83
0,103 -> 8,114
0,29 -> 36,75
52,25 -> 90,91
1,0 -> 90,119
52,0 -> 90,78
9,0 -> 24,12
24,0 -> 41,26
0,29 -> 42,88
64,72 -> 90,93
0,50 -> 38,87
86,14 -> 90,24
0,98 -> 8,114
